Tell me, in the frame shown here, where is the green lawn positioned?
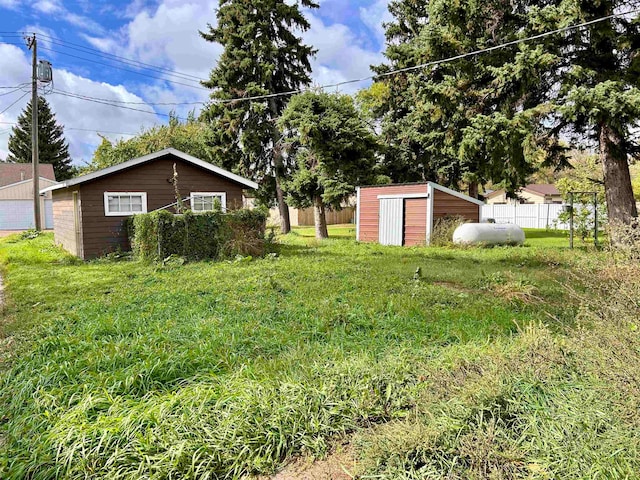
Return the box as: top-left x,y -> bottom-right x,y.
0,231 -> 638,478
293,223 -> 574,249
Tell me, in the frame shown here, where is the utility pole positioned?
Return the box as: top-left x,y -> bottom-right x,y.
27,33 -> 41,231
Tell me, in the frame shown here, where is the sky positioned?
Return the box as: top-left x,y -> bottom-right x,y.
0,0 -> 392,167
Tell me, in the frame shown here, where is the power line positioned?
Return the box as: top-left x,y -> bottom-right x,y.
202,8 -> 640,105
40,36 -> 208,83
0,87 -> 28,97
65,127 -> 137,135
37,46 -> 209,91
52,89 -> 190,121
52,88 -> 205,106
0,120 -> 138,135
3,10 -> 639,116
0,92 -> 28,116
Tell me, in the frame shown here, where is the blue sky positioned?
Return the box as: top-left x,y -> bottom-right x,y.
0,0 -> 391,166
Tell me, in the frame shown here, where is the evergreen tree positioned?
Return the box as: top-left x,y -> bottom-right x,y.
376,0 -> 640,237
278,91 -> 378,239
200,0 -> 318,233
545,1 -> 640,235
373,0 -> 565,197
7,96 -> 73,181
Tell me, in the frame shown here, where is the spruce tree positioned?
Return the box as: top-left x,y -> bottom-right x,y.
546,1 -> 640,235
200,0 -> 318,233
278,91 -> 378,239
373,0 -> 566,197
7,96 -> 73,181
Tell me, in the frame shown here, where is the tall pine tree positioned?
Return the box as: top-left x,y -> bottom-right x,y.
545,1 -> 640,235
200,0 -> 318,233
373,0 -> 565,197
7,96 -> 73,181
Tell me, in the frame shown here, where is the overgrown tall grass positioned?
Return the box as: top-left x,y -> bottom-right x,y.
2,232 -> 634,478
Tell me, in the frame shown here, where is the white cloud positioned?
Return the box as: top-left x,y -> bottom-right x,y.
0,43 -> 159,164
0,0 -> 392,162
303,13 -> 384,93
63,12 -> 106,34
121,0 -> 220,81
359,0 -> 392,47
82,0 -> 220,116
33,0 -> 63,14
0,0 -> 20,10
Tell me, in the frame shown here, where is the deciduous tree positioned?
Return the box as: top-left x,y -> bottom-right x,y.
89,115 -> 217,171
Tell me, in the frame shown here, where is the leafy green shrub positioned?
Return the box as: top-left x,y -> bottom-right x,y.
131,209 -> 267,261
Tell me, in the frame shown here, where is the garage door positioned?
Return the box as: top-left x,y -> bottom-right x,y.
0,200 -> 53,230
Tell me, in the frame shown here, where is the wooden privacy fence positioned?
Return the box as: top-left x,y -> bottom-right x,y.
297,206 -> 355,226
481,203 -> 573,230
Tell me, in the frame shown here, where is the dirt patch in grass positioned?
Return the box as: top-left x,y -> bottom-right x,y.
261,445 -> 356,480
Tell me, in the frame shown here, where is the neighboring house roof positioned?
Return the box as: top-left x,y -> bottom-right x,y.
522,183 -> 560,196
484,183 -> 560,199
0,163 -> 56,188
40,148 -> 259,194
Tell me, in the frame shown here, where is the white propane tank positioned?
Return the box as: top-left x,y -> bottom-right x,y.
453,223 -> 525,246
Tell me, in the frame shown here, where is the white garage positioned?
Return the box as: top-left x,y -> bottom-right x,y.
0,199 -> 54,230
0,163 -> 57,230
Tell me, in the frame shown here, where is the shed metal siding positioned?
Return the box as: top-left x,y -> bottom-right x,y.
77,155 -> 245,259
403,198 -> 428,246
378,198 -> 404,245
358,184 -> 428,242
433,189 -> 481,222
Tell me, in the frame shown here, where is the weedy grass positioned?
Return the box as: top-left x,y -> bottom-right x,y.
0,230 -> 635,479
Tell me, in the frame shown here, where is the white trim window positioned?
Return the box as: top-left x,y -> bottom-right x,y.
190,192 -> 227,212
104,192 -> 148,216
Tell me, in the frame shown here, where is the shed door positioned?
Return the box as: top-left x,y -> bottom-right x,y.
379,198 -> 403,246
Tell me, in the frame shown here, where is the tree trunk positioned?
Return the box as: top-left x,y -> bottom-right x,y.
599,122 -> 637,244
468,182 -> 479,199
313,196 -> 329,239
274,166 -> 291,234
268,96 -> 291,235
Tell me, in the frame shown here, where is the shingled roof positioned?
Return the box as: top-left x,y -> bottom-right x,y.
522,184 -> 560,196
0,163 -> 56,188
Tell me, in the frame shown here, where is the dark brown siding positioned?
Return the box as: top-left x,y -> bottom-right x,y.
358,184 -> 428,243
52,187 -> 82,257
433,189 -> 480,222
403,198 -> 427,246
79,154 -> 246,259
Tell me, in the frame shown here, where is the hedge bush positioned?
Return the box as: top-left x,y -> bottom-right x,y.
131,209 -> 267,261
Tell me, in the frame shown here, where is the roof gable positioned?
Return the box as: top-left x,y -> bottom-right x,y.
41,149 -> 258,194
0,163 -> 56,188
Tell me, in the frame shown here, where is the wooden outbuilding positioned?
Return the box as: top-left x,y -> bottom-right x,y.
41,148 -> 258,259
356,182 -> 484,246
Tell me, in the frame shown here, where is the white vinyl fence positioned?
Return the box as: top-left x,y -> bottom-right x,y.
481,203 -> 572,230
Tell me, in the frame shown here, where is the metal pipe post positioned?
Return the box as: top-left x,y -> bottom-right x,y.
569,192 -> 574,249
